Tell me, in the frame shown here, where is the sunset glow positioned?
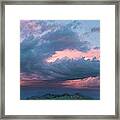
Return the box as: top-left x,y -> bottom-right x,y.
46,49 -> 100,63
21,73 -> 99,89
61,77 -> 100,89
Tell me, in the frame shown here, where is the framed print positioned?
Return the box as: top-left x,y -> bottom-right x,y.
0,0 -> 119,119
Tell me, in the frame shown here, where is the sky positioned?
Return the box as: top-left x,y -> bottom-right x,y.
20,20 -> 100,90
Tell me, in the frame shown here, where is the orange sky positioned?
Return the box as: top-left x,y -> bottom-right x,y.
46,49 -> 100,63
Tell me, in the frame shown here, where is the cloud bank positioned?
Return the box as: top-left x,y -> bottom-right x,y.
20,20 -> 100,83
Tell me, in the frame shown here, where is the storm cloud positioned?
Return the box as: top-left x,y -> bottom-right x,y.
20,20 -> 100,81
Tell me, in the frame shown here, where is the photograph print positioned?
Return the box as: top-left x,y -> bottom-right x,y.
20,20 -> 100,100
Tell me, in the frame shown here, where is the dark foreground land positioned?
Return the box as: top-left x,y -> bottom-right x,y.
26,93 -> 94,100
21,86 -> 100,100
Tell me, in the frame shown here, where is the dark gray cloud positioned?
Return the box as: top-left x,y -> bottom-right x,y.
20,20 -> 100,81
41,27 -> 90,52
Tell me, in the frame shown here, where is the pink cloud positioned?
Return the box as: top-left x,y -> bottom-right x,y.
21,20 -> 41,31
20,80 -> 44,86
20,73 -> 100,89
20,73 -> 45,86
61,76 -> 100,89
46,49 -> 100,63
